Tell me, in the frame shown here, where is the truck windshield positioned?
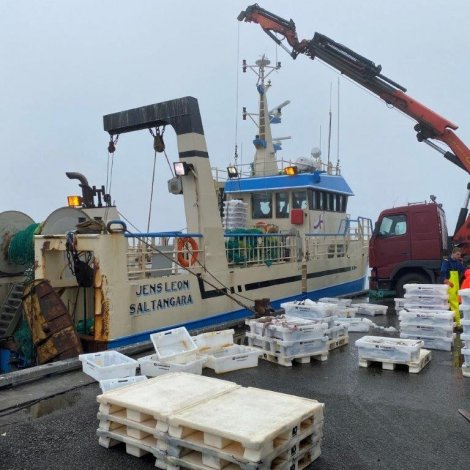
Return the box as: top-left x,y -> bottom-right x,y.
378,214 -> 407,237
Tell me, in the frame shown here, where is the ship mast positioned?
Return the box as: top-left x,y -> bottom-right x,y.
243,56 -> 282,176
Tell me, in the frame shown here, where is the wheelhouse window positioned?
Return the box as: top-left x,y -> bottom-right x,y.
377,214 -> 407,237
252,192 -> 272,218
275,192 -> 290,218
292,191 -> 308,210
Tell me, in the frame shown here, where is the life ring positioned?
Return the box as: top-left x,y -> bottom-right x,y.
255,221 -> 268,233
177,237 -> 199,267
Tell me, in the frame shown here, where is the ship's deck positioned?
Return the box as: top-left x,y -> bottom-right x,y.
1,300 -> 469,470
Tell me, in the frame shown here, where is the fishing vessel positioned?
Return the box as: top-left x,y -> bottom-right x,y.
0,57 -> 371,360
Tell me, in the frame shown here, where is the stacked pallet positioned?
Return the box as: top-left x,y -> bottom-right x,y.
355,336 -> 431,374
398,284 -> 454,351
96,372 -> 325,469
458,292 -> 470,377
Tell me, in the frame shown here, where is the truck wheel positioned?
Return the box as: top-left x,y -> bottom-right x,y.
395,273 -> 429,298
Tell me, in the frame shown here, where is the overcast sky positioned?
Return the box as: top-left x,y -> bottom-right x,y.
1,0 -> 469,234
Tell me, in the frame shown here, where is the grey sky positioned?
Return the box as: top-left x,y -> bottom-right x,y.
1,0 -> 469,233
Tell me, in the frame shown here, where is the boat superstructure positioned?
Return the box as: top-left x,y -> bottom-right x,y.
0,59 -> 371,357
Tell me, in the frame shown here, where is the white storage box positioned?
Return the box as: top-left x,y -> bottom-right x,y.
286,312 -> 336,328
404,284 -> 448,295
318,297 -> 352,307
79,351 -> 138,381
461,319 -> 470,334
336,317 -> 373,332
399,333 -> 454,351
461,333 -> 470,347
138,353 -> 207,377
462,347 -> 470,364
355,336 -> 423,362
204,345 -> 262,373
394,298 -> 406,310
334,306 -> 358,318
268,336 -> 328,357
403,298 -> 449,309
281,299 -> 335,318
403,302 -> 449,311
266,317 -> 328,341
99,375 -> 148,393
195,329 -> 261,373
398,310 -> 454,325
355,303 -> 388,316
151,327 -> 198,364
458,289 -> 470,306
245,316 -> 276,337
400,322 -> 454,338
326,324 -> 348,340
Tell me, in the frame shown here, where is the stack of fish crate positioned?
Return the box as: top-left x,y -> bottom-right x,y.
96,372 -> 325,469
246,314 -> 330,366
138,327 -> 207,377
355,336 -> 431,373
458,289 -> 470,377
398,284 -> 454,351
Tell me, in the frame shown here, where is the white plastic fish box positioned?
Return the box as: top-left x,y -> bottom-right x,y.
354,303 -> 388,316
404,284 -> 449,295
462,347 -> 470,365
138,353 -> 207,377
459,289 -> 470,306
99,375 -> 148,393
334,305 -> 358,318
403,297 -> 449,310
336,317 -> 373,333
326,324 -> 348,340
461,319 -> 470,334
267,336 -> 328,357
403,302 -> 449,311
245,316 -> 276,337
400,322 -> 454,338
266,317 -> 328,341
151,327 -> 198,364
281,299 -> 335,318
355,336 -> 423,362
318,297 -> 352,306
398,310 -> 454,326
394,298 -> 406,310
195,329 -> 261,373
287,313 -> 337,329
79,351 -> 138,381
399,332 -> 454,351
461,334 -> 470,348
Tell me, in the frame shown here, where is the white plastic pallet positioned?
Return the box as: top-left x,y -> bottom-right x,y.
168,387 -> 324,462
359,348 -> 431,374
327,335 -> 349,351
259,349 -> 329,367
97,373 -> 239,433
166,420 -> 323,470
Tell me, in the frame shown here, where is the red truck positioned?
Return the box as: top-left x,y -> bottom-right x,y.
239,4 -> 470,297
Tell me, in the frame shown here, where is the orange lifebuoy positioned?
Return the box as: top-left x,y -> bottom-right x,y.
177,237 -> 199,267
255,221 -> 268,233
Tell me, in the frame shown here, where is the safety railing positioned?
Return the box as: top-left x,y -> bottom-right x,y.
125,232 -> 203,279
224,232 -> 300,267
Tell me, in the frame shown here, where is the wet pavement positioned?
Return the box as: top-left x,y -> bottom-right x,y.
1,300 -> 469,470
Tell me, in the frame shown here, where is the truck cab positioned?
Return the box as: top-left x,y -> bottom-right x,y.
369,202 -> 448,297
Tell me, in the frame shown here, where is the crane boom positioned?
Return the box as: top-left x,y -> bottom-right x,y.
238,4 -> 470,174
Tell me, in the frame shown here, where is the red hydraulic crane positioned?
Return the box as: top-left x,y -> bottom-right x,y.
238,4 -> 470,246
238,4 -> 470,174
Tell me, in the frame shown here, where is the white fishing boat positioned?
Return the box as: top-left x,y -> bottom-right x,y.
0,57 -> 371,357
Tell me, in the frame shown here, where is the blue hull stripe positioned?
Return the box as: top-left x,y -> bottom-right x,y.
108,277 -> 366,349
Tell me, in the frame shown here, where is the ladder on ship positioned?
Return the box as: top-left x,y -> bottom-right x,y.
0,267 -> 32,339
